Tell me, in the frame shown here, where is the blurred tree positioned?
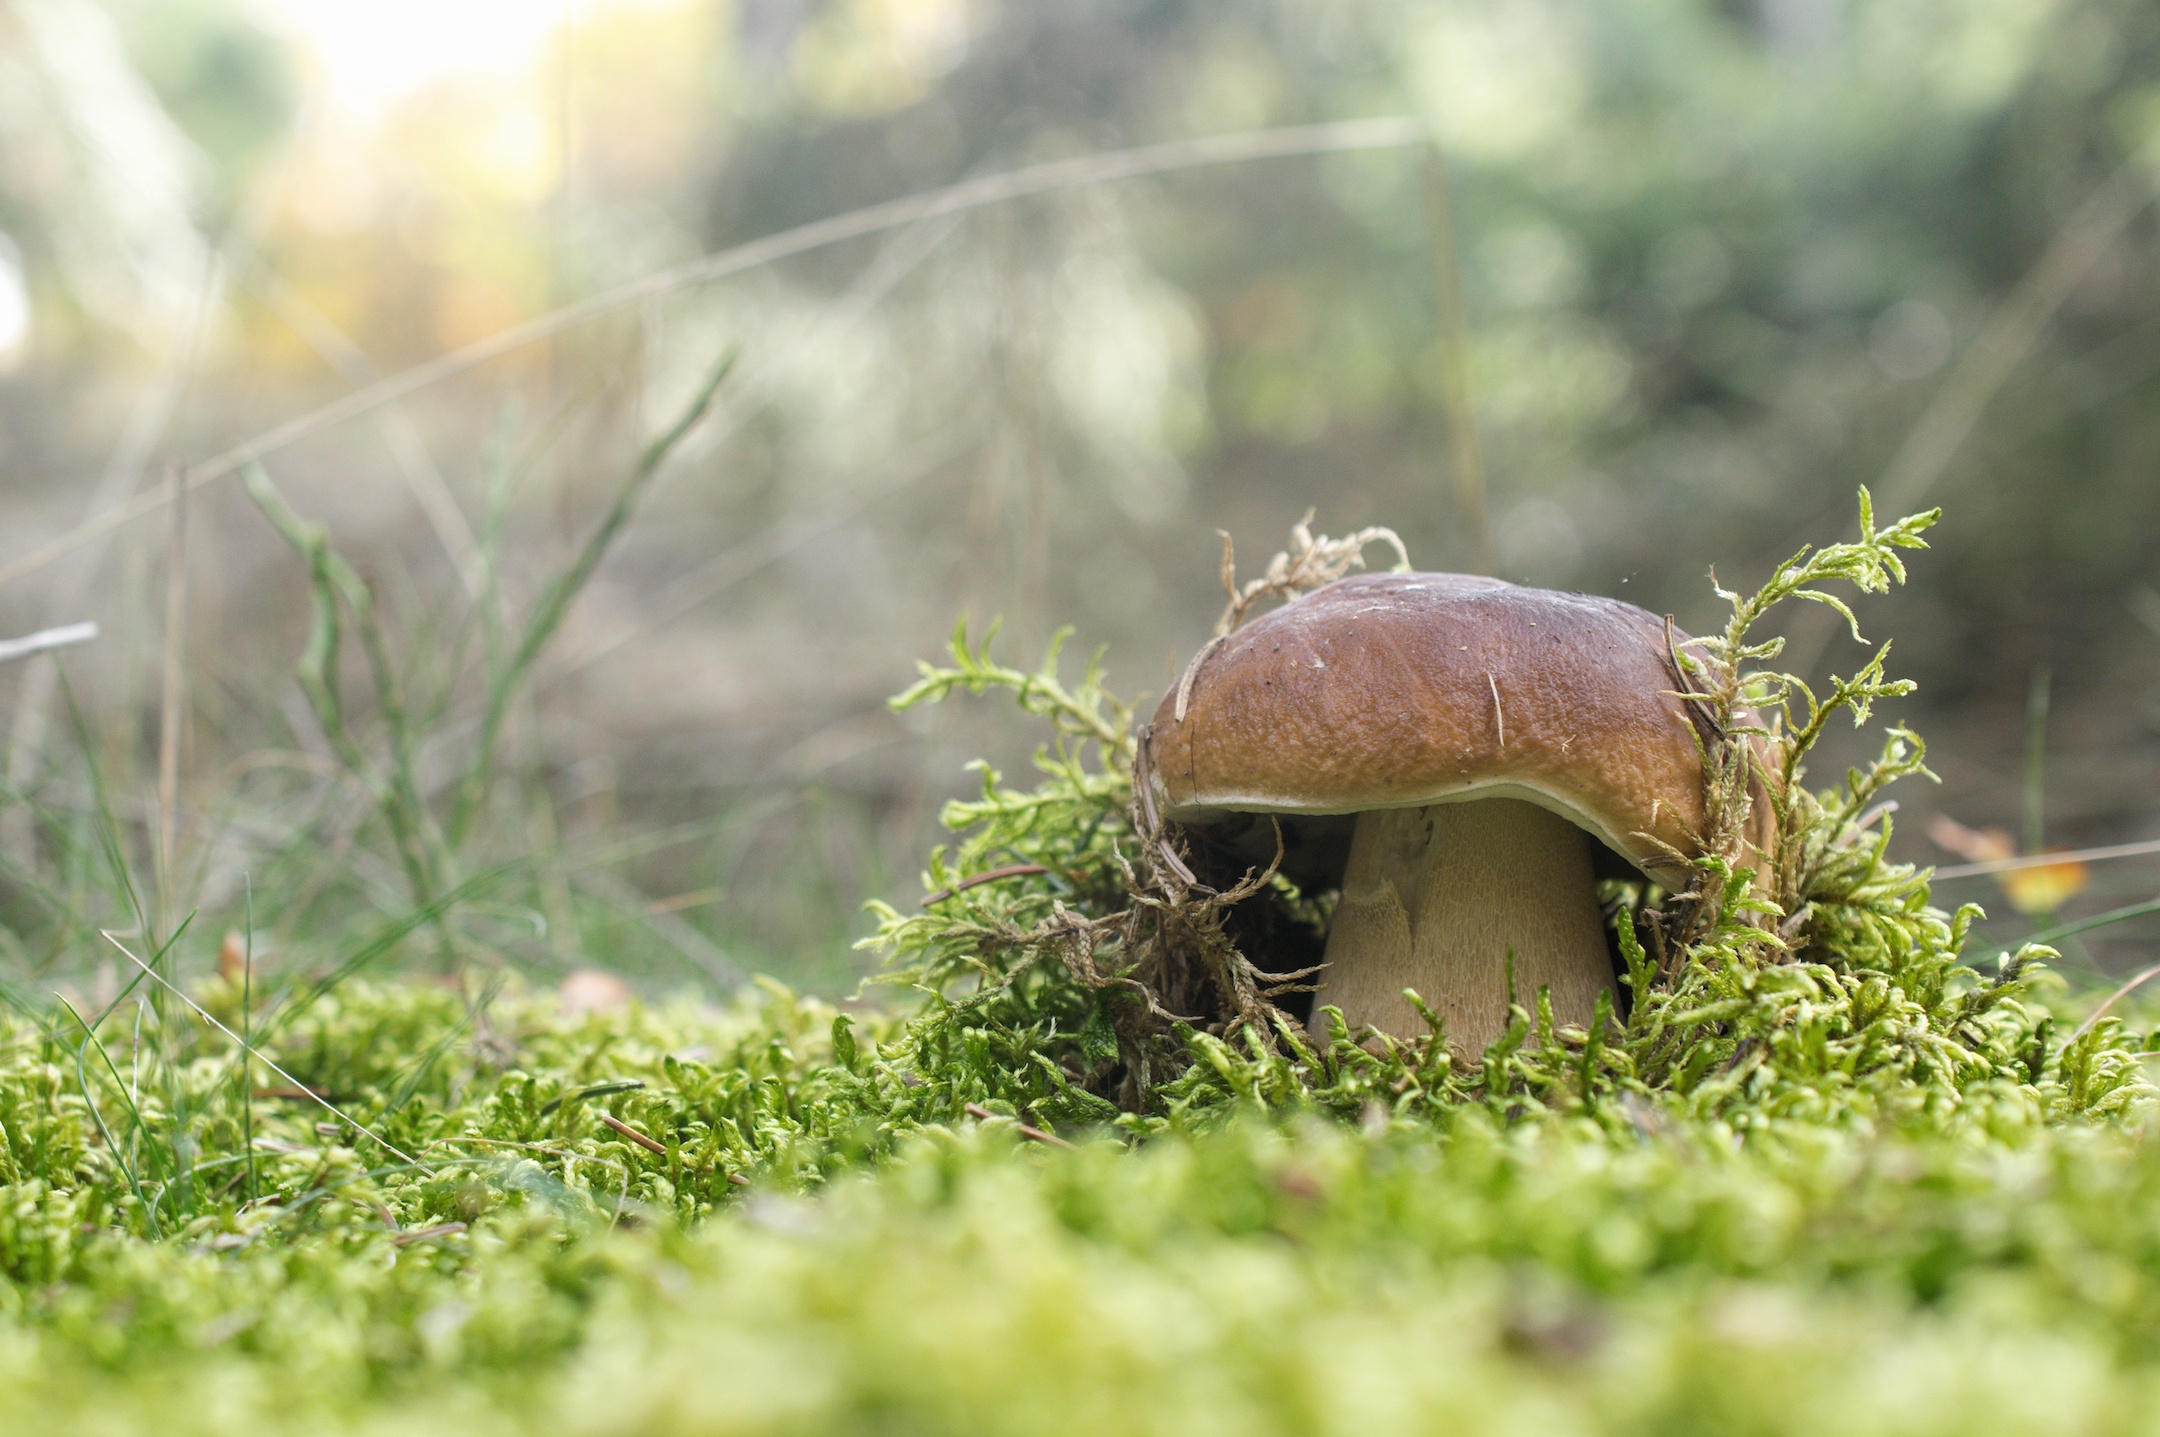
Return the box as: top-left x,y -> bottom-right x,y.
106,0 -> 300,226
666,0 -> 2160,708
0,0 -> 210,347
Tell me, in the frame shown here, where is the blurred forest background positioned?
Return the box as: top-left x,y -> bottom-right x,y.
1,0 -> 2157,1000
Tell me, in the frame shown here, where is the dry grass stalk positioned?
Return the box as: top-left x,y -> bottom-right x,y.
155,462 -> 189,920
1422,147 -> 1492,574
962,1102 -> 1077,1149
0,119 -> 1424,597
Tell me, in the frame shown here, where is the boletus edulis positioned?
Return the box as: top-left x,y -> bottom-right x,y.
1143,571 -> 1771,1055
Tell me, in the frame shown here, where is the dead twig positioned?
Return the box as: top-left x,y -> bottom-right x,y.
963,1102 -> 1077,1150
390,1222 -> 467,1246
596,1112 -> 667,1157
1124,769 -> 1307,1047
921,863 -> 1051,907
1937,836 -> 2160,880
0,621 -> 97,665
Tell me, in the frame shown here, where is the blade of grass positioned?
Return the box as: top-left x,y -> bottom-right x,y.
241,877 -> 258,1203
157,462 -> 189,925
2069,959 -> 2160,1044
56,996 -> 161,1238
256,859 -> 519,1041
548,420 -> 979,680
2024,664 -> 2051,858
1422,146 -> 1490,573
537,1079 -> 647,1118
88,908 -> 196,1035
59,674 -> 148,951
103,929 -> 428,1170
240,463 -> 447,917
1937,837 -> 2160,879
239,259 -> 486,599
448,350 -> 737,847
1976,894 -> 2160,965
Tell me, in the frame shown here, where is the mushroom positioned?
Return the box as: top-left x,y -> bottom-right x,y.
1143,571 -> 1770,1055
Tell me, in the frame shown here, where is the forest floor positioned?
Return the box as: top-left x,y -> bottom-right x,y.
1,968 -> 2158,1437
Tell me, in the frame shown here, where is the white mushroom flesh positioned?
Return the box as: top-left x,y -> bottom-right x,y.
1309,798 -> 1615,1055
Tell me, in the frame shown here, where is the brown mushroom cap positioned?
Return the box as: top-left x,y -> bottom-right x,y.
1146,571 -> 1741,885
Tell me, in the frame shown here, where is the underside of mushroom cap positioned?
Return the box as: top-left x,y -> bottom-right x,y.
1146,571 -> 1759,886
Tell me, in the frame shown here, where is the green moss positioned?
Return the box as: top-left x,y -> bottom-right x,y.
1,494 -> 2155,1431
864,495 -> 2146,1134
4,1058 -> 2160,1433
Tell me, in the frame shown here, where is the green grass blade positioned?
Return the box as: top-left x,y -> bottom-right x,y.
449,350 -> 736,846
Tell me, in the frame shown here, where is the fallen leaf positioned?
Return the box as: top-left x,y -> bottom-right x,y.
2000,853 -> 2091,916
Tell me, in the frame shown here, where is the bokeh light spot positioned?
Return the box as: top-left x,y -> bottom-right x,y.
0,235 -> 29,363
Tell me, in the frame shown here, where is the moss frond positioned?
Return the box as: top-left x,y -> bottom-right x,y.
863,496 -> 2146,1131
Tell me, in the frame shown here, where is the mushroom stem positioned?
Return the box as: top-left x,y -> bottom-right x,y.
1309,798 -> 1615,1055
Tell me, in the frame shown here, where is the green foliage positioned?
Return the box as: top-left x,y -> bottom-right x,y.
0,496 -> 2153,1432
0,979 -> 2157,1433
142,351 -> 747,992
874,618 -> 1136,959
860,620 -> 1143,1113
866,496 -> 2147,1134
